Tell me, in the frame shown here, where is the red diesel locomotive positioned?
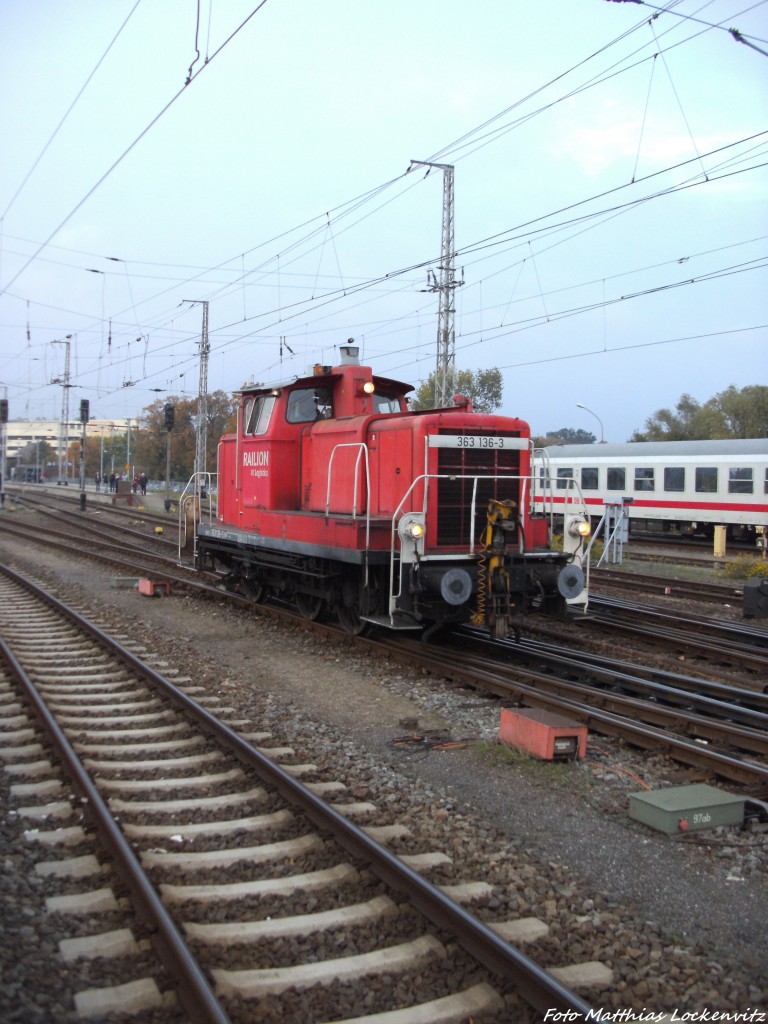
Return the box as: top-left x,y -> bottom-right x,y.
194,345 -> 590,638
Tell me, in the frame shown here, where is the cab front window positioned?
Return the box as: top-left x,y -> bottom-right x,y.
286,387 -> 333,423
372,393 -> 402,414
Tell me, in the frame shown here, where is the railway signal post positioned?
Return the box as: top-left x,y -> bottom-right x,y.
79,399 -> 89,511
0,394 -> 7,508
164,403 -> 174,511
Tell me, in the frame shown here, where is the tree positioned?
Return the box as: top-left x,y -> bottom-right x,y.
532,427 -> 596,447
709,384 -> 768,438
631,385 -> 768,441
134,390 -> 237,483
410,368 -> 503,414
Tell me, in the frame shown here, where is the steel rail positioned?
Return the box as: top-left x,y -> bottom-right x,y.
589,595 -> 768,649
0,632 -> 230,1024
509,634 -> 768,714
455,646 -> 768,757
478,634 -> 768,726
14,494 -> 180,551
593,567 -> 743,603
0,562 -> 594,1019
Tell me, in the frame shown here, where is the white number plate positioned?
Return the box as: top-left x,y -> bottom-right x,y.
428,435 -> 527,451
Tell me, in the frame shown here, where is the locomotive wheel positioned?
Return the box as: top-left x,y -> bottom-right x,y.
295,591 -> 325,621
336,572 -> 376,635
241,577 -> 265,603
336,603 -> 367,635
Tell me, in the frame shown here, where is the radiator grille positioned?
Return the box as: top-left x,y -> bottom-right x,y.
435,430 -> 522,547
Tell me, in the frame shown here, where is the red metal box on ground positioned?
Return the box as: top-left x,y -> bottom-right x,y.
138,578 -> 171,597
499,708 -> 587,761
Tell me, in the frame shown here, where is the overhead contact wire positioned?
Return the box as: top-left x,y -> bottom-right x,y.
0,0 -> 272,299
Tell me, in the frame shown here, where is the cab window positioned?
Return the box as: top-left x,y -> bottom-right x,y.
286,387 -> 333,423
243,395 -> 276,436
373,393 -> 402,414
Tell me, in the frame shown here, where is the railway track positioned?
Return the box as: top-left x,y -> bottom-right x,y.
0,563 -> 598,1023
3,501 -> 767,792
383,631 -> 768,793
584,595 -> 768,684
592,567 -> 745,604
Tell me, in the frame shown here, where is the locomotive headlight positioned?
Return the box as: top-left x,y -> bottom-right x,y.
407,522 -> 425,539
398,514 -> 426,545
363,381 -> 375,394
568,516 -> 591,539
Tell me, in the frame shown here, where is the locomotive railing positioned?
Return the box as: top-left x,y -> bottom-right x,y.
390,472 -> 533,553
530,460 -> 590,522
177,472 -> 217,562
325,443 -> 371,522
532,447 -> 556,530
386,471 -> 533,617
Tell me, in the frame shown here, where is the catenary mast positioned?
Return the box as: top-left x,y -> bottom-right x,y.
184,300 -> 210,490
410,161 -> 462,407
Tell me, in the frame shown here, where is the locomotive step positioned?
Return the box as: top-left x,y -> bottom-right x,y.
359,614 -> 422,630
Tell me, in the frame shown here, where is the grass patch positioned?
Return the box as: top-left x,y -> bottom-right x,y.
475,740 -> 571,785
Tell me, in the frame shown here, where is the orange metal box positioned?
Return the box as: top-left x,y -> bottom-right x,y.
138,579 -> 171,597
499,708 -> 587,761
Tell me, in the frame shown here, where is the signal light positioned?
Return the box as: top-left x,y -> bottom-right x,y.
0,399 -> 7,424
79,399 -> 89,423
164,404 -> 175,431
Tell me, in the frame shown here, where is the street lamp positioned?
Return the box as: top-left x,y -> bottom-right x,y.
576,403 -> 605,444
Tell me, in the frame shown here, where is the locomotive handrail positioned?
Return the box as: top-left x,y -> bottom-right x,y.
532,446 -> 556,530
324,442 -> 371,546
533,467 -> 588,514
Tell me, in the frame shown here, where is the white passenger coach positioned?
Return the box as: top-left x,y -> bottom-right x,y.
533,438 -> 768,539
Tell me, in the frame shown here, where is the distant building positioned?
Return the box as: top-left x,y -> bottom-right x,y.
3,419 -> 133,461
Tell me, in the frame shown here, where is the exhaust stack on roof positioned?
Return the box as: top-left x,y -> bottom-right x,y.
338,341 -> 360,366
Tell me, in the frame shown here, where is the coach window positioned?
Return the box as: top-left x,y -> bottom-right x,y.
556,468 -> 573,490
243,395 -> 276,436
286,387 -> 333,423
695,467 -> 718,493
728,467 -> 753,494
765,469 -> 768,495
664,467 -> 685,492
581,467 -> 599,490
606,467 -> 626,490
634,467 -> 654,492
